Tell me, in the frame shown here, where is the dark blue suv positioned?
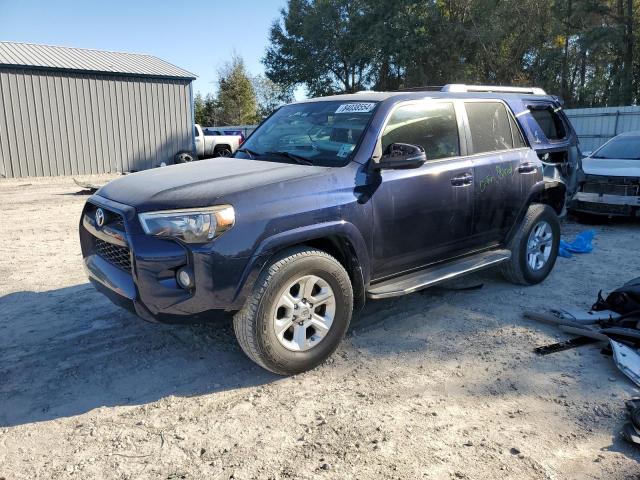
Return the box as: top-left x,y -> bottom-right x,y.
80,86 -> 569,375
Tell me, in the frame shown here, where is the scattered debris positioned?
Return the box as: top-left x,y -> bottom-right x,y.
621,423 -> 640,447
525,279 -> 640,449
559,230 -> 595,258
525,278 -> 640,384
73,178 -> 103,194
622,398 -> 640,449
611,341 -> 640,387
627,399 -> 640,427
534,336 -> 599,356
593,277 -> 640,318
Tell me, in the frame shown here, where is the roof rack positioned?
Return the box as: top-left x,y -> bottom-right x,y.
393,85 -> 444,92
441,84 -> 547,95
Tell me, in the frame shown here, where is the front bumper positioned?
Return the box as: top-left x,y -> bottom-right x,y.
80,195 -> 255,324
569,191 -> 640,217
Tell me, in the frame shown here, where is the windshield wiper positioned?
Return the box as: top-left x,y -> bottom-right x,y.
264,151 -> 314,166
235,147 -> 261,159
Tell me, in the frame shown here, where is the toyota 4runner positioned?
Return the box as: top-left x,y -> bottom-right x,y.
80,86 -> 565,375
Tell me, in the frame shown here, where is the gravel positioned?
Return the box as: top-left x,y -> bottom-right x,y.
0,175 -> 639,479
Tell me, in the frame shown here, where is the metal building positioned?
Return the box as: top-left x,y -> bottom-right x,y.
0,41 -> 196,178
565,105 -> 640,153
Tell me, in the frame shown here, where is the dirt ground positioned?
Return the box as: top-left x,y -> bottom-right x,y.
0,175 -> 639,480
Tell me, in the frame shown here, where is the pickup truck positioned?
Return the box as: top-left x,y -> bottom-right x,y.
80,86 -> 566,375
194,124 -> 241,159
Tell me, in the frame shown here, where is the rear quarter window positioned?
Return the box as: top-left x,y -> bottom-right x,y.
528,107 -> 567,141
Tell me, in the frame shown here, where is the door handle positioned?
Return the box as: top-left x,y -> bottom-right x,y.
517,162 -> 538,174
451,172 -> 473,187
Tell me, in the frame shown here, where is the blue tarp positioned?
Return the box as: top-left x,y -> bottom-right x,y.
559,230 -> 595,258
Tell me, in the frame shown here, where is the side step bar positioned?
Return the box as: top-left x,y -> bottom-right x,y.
367,249 -> 511,299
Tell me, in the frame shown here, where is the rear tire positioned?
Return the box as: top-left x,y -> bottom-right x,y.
501,203 -> 560,285
233,247 -> 353,375
214,146 -> 233,158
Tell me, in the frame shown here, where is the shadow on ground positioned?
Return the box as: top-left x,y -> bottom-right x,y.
0,284 -> 277,427
0,277 -> 486,428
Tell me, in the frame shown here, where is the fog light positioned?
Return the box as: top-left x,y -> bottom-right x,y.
176,268 -> 194,289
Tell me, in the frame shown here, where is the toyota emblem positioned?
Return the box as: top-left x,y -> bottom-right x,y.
95,208 -> 105,227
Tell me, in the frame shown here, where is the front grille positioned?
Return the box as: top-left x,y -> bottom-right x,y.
86,203 -> 126,229
582,182 -> 639,196
575,201 -> 632,215
94,238 -> 132,272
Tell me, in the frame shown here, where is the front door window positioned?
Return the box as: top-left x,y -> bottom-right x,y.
381,102 -> 460,161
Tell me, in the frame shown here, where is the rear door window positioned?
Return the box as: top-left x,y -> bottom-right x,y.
465,102 -> 515,154
382,102 -> 460,161
509,114 -> 527,148
528,107 -> 567,140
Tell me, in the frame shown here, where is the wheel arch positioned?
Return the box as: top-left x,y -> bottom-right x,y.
232,222 -> 369,312
214,144 -> 232,153
506,181 -> 565,244
532,181 -> 567,216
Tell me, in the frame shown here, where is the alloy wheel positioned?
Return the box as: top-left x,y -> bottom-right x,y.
526,220 -> 553,271
272,274 -> 336,352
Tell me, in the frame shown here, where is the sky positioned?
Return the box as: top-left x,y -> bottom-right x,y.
0,0 -> 288,96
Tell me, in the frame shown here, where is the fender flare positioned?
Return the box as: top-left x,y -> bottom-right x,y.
231,221 -> 370,307
505,180 -> 565,244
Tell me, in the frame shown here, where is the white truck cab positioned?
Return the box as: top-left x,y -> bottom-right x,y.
194,124 -> 242,158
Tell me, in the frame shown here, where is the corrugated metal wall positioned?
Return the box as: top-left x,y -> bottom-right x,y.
565,106 -> 640,153
0,67 -> 193,178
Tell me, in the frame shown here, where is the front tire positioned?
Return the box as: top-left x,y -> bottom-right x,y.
501,203 -> 560,285
233,247 -> 353,375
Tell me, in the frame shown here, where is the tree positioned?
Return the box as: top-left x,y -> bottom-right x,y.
263,0 -> 640,107
217,55 -> 259,125
194,92 -> 219,125
194,92 -> 206,124
264,0 -> 376,96
252,74 -> 294,119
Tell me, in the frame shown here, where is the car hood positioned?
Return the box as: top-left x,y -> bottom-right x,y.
98,158 -> 331,211
582,157 -> 640,177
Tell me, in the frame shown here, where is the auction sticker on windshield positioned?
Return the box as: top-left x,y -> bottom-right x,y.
337,144 -> 356,158
335,103 -> 376,114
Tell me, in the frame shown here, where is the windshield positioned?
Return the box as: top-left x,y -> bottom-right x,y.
592,135 -> 640,160
234,100 -> 378,166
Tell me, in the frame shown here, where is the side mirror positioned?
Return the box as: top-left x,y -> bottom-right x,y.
376,143 -> 426,170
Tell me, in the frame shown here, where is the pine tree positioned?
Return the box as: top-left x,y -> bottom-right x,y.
217,55 -> 258,125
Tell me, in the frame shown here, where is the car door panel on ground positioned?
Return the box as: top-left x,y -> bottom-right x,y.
462,100 -> 536,247
371,101 -> 476,279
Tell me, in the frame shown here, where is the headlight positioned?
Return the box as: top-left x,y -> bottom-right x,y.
138,205 -> 235,243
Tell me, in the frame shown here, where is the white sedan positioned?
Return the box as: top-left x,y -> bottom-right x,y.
570,131 -> 640,218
